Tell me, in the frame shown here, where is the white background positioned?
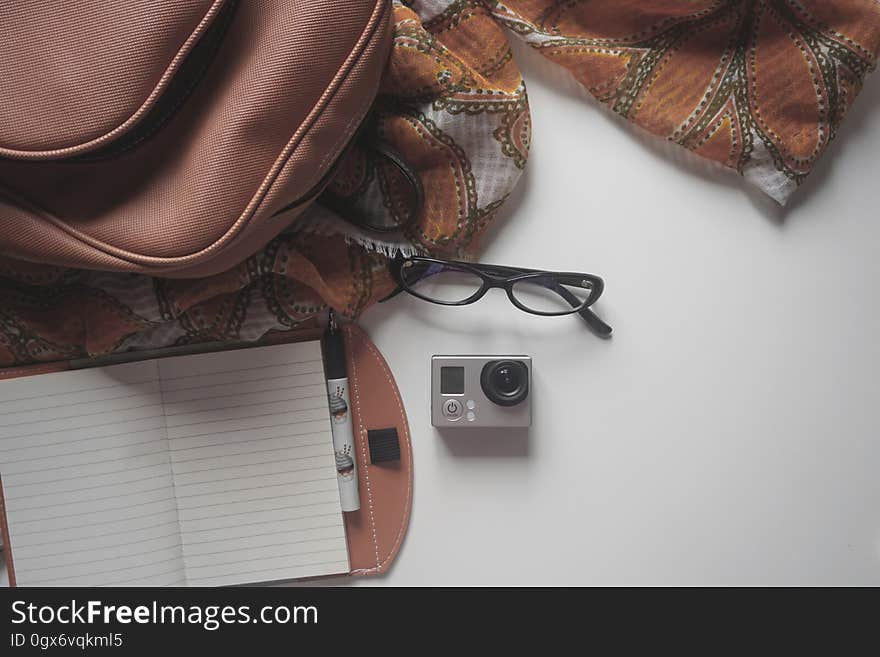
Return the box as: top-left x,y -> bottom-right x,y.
355,40 -> 880,586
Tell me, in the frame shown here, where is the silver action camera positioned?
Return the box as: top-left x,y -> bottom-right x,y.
431,355 -> 531,428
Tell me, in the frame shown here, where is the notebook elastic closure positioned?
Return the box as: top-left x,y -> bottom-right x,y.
368,428 -> 401,464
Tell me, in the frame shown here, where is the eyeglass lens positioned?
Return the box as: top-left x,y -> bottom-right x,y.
400,262 -> 484,303
509,276 -> 592,314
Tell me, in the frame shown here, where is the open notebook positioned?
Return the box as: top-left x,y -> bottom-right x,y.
0,341 -> 350,587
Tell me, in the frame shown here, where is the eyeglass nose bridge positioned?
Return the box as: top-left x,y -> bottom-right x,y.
465,278 -> 503,304
469,267 -> 511,284
477,274 -> 529,307
452,276 -> 515,307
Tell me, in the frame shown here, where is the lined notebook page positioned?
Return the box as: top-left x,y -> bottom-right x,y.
0,361 -> 185,587
158,342 -> 350,586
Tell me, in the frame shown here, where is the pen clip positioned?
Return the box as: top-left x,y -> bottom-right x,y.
328,308 -> 340,334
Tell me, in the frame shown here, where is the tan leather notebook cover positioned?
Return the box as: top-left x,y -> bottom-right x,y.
0,322 -> 412,585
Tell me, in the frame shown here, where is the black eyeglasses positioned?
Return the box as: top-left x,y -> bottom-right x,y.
382,256 -> 612,337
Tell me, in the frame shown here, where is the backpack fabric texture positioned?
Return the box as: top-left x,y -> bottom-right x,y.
0,0 -> 392,278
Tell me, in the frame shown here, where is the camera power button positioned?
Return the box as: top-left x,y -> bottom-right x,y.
442,399 -> 463,419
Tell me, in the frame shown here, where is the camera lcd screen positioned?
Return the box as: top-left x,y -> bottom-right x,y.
440,366 -> 465,394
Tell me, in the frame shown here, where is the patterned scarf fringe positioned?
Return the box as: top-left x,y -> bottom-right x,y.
290,205 -> 426,259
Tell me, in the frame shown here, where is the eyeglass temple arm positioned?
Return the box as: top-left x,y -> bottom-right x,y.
477,264 -> 612,338
552,283 -> 613,338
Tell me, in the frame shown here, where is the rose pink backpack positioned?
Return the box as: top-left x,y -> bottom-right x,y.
0,0 -> 392,277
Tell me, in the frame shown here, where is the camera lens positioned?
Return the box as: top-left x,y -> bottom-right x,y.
492,366 -> 520,395
480,360 -> 529,407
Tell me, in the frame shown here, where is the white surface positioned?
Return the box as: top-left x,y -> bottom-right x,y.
356,42 -> 880,586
